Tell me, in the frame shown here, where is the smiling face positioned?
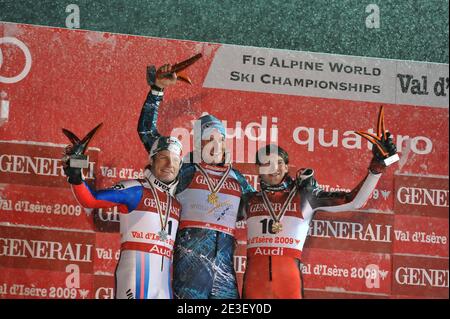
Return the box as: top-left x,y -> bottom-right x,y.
258,153 -> 289,186
201,129 -> 226,164
149,150 -> 181,183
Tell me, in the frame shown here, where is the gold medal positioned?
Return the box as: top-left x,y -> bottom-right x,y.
272,221 -> 283,234
196,164 -> 232,207
208,192 -> 219,205
261,185 -> 298,235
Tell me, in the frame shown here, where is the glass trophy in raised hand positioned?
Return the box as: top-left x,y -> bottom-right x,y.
146,53 -> 203,86
355,106 -> 400,167
61,123 -> 103,168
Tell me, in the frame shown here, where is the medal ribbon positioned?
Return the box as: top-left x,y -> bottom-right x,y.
144,168 -> 178,196
147,177 -> 172,233
261,184 -> 298,223
196,163 -> 232,195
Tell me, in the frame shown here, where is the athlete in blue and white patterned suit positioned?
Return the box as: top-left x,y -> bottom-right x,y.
137,64 -> 254,299
63,136 -> 183,299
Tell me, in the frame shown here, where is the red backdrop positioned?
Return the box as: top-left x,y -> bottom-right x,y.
0,22 -> 448,299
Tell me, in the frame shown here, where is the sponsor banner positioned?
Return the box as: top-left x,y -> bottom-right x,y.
303,289 -> 386,299
0,23 -> 447,186
0,140 -> 99,188
0,225 -> 95,273
93,206 -> 120,233
393,215 -> 448,258
94,232 -> 121,275
394,174 -> 449,218
235,220 -> 247,243
304,211 -> 393,254
301,248 -> 391,295
0,267 -> 93,299
204,45 -> 449,108
360,175 -> 395,212
97,164 -> 146,188
0,183 -> 94,230
392,255 -> 448,298
233,243 -> 247,296
94,275 -> 115,299
389,294 -> 438,299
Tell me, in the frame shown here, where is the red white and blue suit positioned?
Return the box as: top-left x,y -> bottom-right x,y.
71,169 -> 181,299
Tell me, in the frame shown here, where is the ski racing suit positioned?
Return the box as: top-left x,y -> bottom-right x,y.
137,89 -> 254,299
71,169 -> 181,299
242,170 -> 381,299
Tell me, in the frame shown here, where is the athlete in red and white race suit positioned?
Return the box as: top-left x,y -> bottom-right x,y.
242,137 -> 397,299
63,136 -> 183,299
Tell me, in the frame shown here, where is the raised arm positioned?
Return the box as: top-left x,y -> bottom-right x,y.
299,131 -> 397,213
63,159 -> 143,213
300,171 -> 380,213
137,64 -> 178,152
71,180 -> 143,213
137,89 -> 164,152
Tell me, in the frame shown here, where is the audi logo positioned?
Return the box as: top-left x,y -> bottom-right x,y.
0,37 -> 32,84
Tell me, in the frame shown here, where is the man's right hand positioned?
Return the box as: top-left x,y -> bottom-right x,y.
62,151 -> 83,185
154,64 -> 177,89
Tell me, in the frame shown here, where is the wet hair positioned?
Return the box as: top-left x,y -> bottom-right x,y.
255,144 -> 289,166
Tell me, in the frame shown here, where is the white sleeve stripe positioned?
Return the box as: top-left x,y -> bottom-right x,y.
151,90 -> 164,96
312,172 -> 381,213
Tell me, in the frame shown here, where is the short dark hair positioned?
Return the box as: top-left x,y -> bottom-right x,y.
255,144 -> 289,166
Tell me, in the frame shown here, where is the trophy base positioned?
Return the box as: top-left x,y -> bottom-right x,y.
70,155 -> 89,168
384,154 -> 399,166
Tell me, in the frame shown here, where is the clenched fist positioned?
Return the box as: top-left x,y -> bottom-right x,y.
155,64 -> 178,89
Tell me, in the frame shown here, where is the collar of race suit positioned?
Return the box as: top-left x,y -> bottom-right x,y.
144,168 -> 179,197
260,173 -> 295,192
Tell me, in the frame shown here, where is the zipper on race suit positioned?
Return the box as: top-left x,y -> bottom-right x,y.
269,256 -> 273,281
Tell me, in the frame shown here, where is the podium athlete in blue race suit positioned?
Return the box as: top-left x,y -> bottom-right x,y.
137,64 -> 254,299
